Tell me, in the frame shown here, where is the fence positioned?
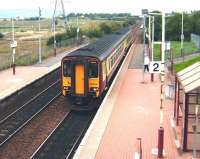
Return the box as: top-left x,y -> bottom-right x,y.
191,33 -> 200,49
0,37 -> 87,70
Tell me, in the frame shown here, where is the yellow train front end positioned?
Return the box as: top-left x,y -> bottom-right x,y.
61,57 -> 101,110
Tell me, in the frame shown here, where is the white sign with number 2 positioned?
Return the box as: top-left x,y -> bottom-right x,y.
149,61 -> 163,73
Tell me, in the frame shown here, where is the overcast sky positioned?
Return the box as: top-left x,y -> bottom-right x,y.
0,0 -> 200,17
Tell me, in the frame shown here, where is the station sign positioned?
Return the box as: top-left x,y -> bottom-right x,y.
165,41 -> 171,51
10,41 -> 17,48
149,61 -> 164,73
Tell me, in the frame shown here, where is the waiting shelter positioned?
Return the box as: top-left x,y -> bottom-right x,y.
174,62 -> 200,151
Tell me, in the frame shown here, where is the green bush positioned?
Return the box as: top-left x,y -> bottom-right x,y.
99,22 -> 112,34
108,22 -> 122,32
122,18 -> 136,27
85,27 -> 103,38
47,27 -> 81,46
0,33 -> 4,39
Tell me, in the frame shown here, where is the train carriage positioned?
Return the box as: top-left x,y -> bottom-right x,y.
61,26 -> 137,110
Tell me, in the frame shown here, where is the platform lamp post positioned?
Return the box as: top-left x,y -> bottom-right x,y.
53,18 -> 57,57
10,18 -> 17,75
147,15 -> 154,82
181,12 -> 184,61
141,9 -> 148,83
151,16 -> 155,82
76,14 -> 79,44
38,7 -> 42,63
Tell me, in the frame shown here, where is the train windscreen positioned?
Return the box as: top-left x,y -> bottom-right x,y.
88,62 -> 98,78
63,60 -> 71,77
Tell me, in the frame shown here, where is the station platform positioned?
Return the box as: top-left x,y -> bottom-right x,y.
0,44 -> 87,100
73,44 -> 193,159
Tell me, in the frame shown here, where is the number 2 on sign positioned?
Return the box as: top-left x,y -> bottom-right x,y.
153,63 -> 159,72
150,61 -> 162,73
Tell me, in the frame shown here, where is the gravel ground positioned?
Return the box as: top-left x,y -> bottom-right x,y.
0,96 -> 69,159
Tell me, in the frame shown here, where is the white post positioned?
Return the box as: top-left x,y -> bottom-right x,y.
53,18 -> 57,56
142,15 -> 146,83
181,12 -> 184,59
151,16 -> 155,61
76,15 -> 79,42
148,16 -> 151,44
38,7 -> 42,63
12,18 -> 16,75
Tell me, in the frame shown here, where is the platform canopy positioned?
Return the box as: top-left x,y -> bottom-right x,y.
177,62 -> 200,93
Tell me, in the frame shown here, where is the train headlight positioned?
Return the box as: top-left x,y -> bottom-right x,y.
90,87 -> 98,92
64,86 -> 71,90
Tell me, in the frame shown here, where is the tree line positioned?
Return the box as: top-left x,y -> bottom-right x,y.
47,20 -> 136,46
148,11 -> 200,41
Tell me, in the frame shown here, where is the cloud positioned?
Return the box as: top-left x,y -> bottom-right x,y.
0,0 -> 200,16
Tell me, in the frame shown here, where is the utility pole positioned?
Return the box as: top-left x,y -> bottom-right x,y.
76,14 -> 79,43
61,0 -> 71,31
52,0 -> 58,57
181,12 -> 184,60
53,18 -> 57,57
151,16 -> 155,61
10,18 -> 17,75
38,7 -> 42,63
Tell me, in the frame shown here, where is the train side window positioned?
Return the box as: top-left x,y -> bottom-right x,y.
63,61 -> 71,77
89,62 -> 98,78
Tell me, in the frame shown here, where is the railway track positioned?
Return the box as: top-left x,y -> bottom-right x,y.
0,68 -> 60,122
0,80 -> 61,147
31,111 -> 95,159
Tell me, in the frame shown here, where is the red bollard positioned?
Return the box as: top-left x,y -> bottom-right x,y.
13,64 -> 16,75
151,73 -> 154,82
158,127 -> 164,158
54,48 -> 57,57
136,138 -> 142,159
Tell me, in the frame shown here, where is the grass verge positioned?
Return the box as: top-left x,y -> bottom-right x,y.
174,56 -> 200,72
154,41 -> 198,60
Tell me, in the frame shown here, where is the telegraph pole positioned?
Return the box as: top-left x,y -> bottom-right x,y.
38,7 -> 42,63
52,0 -> 58,57
61,0 -> 71,31
181,12 -> 184,60
76,14 -> 79,43
53,18 -> 57,57
151,16 -> 155,61
11,18 -> 17,75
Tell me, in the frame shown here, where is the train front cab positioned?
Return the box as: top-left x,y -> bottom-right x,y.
62,57 -> 100,105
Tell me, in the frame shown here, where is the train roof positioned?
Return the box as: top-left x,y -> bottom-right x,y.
66,27 -> 132,60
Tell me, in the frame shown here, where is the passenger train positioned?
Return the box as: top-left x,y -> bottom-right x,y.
61,25 -> 138,110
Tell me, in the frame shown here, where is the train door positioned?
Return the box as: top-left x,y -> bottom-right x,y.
75,64 -> 85,95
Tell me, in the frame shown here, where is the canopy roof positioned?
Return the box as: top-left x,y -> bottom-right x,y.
177,62 -> 200,93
